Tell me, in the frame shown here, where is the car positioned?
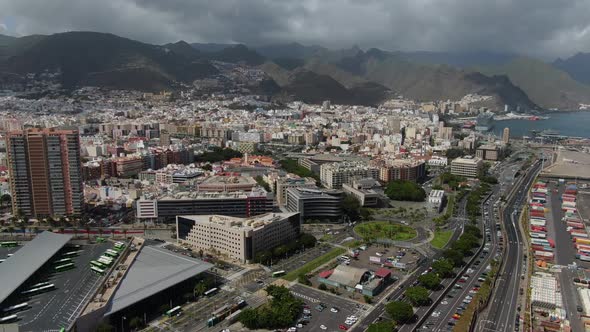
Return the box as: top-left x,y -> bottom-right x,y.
320,325 -> 327,330
432,311 -> 441,317
349,315 -> 358,320
331,307 -> 339,313
339,324 -> 349,330
287,328 -> 296,332
452,314 -> 461,320
578,305 -> 584,312
458,278 -> 466,283
316,305 -> 324,312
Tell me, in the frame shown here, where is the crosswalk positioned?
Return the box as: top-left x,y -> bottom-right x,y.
290,291 -> 320,303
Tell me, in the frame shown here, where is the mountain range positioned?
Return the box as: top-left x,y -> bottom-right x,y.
1,31 -> 590,109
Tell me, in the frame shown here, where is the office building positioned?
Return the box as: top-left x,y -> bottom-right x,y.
320,162 -> 379,189
276,177 -> 317,207
379,160 -> 426,183
341,178 -> 381,207
450,156 -> 483,178
176,212 -> 300,263
285,187 -> 343,222
6,128 -> 83,218
476,144 -> 503,161
136,188 -> 273,223
502,127 -> 510,144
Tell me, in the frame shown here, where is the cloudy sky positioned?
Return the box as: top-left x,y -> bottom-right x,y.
1,0 -> 590,59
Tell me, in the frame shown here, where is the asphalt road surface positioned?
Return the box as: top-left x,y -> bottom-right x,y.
480,161 -> 540,332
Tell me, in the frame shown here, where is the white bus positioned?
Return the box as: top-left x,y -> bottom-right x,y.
91,266 -> 105,275
2,302 -> 28,313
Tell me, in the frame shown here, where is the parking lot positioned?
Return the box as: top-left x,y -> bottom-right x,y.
7,242 -> 112,331
290,284 -> 367,332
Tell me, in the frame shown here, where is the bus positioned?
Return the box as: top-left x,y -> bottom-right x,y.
98,258 -> 112,266
59,328 -> 65,332
272,270 -> 285,277
203,288 -> 218,297
99,255 -> 113,261
165,306 -> 182,317
0,314 -> 17,323
96,237 -> 106,243
55,263 -> 75,272
90,266 -> 105,275
111,246 -> 123,253
105,249 -> 119,256
0,241 -> 18,247
2,302 -> 28,313
28,282 -> 50,289
53,258 -> 73,265
21,283 -> 55,295
61,251 -> 80,257
90,261 -> 105,269
114,242 -> 125,249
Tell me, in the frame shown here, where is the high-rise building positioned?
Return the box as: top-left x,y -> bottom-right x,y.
502,127 -> 510,144
6,128 -> 83,218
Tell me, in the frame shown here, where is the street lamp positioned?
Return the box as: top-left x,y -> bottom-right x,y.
121,316 -> 126,332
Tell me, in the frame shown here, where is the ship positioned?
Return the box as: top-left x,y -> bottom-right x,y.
475,112 -> 495,132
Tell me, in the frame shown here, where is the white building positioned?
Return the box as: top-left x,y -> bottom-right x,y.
320,162 -> 379,189
428,190 -> 446,211
450,156 -> 483,178
176,212 -> 300,263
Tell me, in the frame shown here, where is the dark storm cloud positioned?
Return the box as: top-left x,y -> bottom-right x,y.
2,0 -> 590,58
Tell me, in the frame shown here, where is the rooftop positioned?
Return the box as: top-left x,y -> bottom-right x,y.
105,244 -> 213,316
452,156 -> 483,165
199,175 -> 256,186
178,212 -> 299,231
0,231 -> 73,305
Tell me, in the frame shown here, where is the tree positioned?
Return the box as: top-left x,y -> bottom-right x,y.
341,194 -> 361,222
298,274 -> 311,286
367,321 -> 396,332
128,316 -> 144,330
360,207 -> 374,221
201,164 -> 213,171
385,301 -> 414,324
194,281 -> 207,298
364,295 -> 372,304
443,249 -> 465,267
0,194 -> 11,207
404,286 -> 430,306
418,272 -> 441,290
254,175 -> 271,191
318,283 -> 328,291
299,233 -> 317,248
432,259 -> 455,278
446,148 -> 466,159
237,308 -> 258,328
385,180 -> 426,202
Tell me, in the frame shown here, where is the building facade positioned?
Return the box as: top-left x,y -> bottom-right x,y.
379,160 -> 426,183
450,156 -> 484,178
176,212 -> 300,262
6,128 -> 83,218
285,187 -> 343,222
276,177 -> 317,206
320,162 -> 379,189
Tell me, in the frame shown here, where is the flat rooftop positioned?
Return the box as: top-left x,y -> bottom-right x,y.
0,231 -> 72,305
541,149 -> 590,180
199,175 -> 256,186
105,244 -> 213,316
179,212 -> 299,231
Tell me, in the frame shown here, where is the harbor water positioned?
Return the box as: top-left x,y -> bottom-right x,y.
491,111 -> 590,138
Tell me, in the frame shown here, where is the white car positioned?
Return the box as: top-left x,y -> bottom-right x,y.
349,315 -> 358,320
331,307 -> 339,313
320,325 -> 327,330
432,311 -> 441,317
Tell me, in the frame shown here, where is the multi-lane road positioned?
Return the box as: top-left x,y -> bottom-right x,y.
479,161 -> 541,332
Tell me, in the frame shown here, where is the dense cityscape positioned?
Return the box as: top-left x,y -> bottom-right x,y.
2,2 -> 590,332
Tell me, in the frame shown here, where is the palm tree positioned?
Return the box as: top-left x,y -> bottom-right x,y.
193,282 -> 207,299
7,226 -> 14,238
85,225 -> 91,241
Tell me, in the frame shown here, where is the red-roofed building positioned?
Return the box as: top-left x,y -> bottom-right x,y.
318,270 -> 333,279
375,268 -> 392,279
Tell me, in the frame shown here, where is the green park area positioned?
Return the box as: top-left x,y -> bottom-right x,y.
431,230 -> 453,249
354,221 -> 417,242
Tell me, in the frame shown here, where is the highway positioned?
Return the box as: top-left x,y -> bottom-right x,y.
479,161 -> 541,332
414,187 -> 500,332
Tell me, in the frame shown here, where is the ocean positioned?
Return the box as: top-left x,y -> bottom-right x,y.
491,111 -> 590,138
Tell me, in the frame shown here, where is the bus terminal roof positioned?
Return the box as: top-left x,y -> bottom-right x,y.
0,231 -> 73,305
